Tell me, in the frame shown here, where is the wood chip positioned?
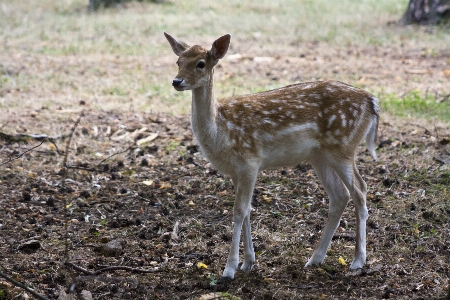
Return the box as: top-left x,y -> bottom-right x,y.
405,69 -> 429,74
136,133 -> 158,145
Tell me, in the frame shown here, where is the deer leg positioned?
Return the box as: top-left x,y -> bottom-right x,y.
222,169 -> 258,279
332,161 -> 368,270
349,164 -> 368,269
240,212 -> 255,273
305,158 -> 350,267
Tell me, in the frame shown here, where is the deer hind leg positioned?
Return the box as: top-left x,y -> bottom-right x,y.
349,163 -> 368,269
332,161 -> 368,270
222,169 -> 258,279
305,157 -> 351,267
240,212 -> 255,273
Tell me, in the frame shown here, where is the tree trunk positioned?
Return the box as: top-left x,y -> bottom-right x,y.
400,0 -> 450,25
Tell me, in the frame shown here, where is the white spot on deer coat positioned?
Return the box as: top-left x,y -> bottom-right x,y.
278,123 -> 318,135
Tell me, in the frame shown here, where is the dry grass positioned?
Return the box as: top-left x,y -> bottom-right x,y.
0,0 -> 449,119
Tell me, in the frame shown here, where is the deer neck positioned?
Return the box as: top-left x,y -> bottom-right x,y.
191,71 -> 218,141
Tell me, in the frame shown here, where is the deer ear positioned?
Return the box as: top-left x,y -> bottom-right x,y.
164,31 -> 190,56
209,34 -> 231,61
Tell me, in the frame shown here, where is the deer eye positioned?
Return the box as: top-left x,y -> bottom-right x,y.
196,61 -> 206,69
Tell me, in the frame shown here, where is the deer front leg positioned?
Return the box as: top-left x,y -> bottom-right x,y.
222,169 -> 258,280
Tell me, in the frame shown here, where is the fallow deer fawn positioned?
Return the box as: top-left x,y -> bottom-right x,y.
164,32 -> 379,280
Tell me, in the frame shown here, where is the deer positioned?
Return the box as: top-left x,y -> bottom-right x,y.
164,31 -> 379,280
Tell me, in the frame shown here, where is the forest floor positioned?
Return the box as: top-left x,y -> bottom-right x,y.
0,106 -> 449,299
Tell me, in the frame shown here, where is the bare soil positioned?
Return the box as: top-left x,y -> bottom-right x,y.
0,104 -> 449,299
0,32 -> 450,299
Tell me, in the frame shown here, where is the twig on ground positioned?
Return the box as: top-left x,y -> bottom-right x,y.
95,265 -> 159,274
65,164 -> 99,172
0,132 -> 68,143
65,262 -> 158,275
0,140 -> 45,167
97,143 -> 135,165
0,270 -> 49,300
61,112 -> 85,264
185,156 -> 204,168
406,123 -> 432,136
0,132 -> 65,152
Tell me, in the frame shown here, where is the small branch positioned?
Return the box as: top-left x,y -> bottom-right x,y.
65,262 -> 95,275
97,144 -> 135,165
65,262 -> 158,275
0,132 -> 68,143
0,140 -> 45,167
95,265 -> 158,274
61,112 -> 85,266
406,123 -> 433,136
62,112 -> 85,172
0,132 -> 64,152
65,164 -> 99,172
0,270 -> 49,300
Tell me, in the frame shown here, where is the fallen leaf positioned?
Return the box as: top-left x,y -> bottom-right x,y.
338,256 -> 347,266
159,182 -> 171,189
262,195 -> 271,202
263,277 -> 276,282
197,262 -> 208,269
444,69 -> 450,78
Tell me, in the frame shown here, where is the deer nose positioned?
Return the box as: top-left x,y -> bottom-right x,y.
172,78 -> 184,87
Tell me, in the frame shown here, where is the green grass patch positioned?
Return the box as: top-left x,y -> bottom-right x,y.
381,90 -> 450,122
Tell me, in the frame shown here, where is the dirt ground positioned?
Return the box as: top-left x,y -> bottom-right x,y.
1,31 -> 450,300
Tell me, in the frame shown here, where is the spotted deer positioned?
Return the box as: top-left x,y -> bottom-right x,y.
164,32 -> 379,280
